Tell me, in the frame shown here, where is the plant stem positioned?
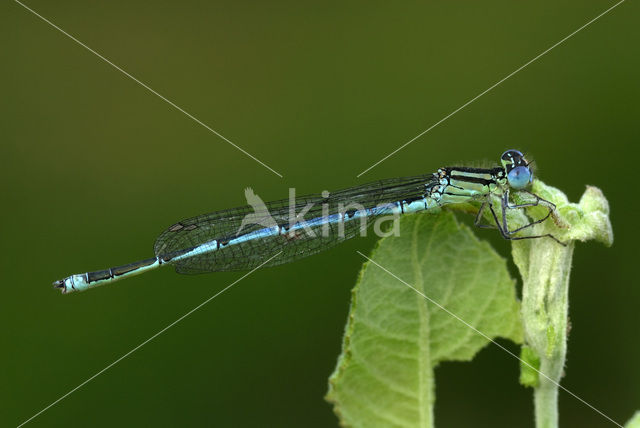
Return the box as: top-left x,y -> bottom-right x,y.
518,239 -> 574,428
534,372 -> 559,428
510,182 -> 612,428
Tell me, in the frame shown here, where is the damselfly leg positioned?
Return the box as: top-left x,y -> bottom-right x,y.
474,201 -> 499,230
502,189 -> 556,234
475,190 -> 564,245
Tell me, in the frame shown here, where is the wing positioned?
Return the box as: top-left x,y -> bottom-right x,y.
153,174 -> 435,273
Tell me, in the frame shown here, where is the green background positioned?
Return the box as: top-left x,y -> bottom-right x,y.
3,0 -> 638,426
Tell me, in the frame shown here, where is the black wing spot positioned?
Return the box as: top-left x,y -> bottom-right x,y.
168,223 -> 184,232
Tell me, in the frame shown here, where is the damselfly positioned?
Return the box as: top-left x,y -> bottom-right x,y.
54,150 -> 560,294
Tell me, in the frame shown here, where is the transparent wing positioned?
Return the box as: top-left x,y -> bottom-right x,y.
154,174 -> 435,273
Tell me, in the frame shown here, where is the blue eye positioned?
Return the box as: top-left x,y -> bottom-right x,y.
507,166 -> 532,189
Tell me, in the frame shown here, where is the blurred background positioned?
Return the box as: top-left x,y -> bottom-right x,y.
3,0 -> 638,426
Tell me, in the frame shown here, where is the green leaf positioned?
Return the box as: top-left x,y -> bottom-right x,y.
326,211 -> 522,428
626,411 -> 640,428
519,346 -> 541,388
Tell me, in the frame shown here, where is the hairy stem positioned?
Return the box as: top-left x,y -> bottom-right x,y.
519,240 -> 573,428
510,182 -> 612,428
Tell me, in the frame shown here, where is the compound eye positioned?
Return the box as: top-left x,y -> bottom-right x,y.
507,165 -> 532,189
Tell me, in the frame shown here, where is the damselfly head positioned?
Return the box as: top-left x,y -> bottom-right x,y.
501,149 -> 533,189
